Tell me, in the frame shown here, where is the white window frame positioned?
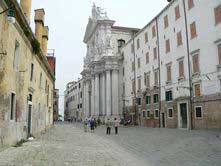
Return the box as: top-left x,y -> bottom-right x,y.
167,107 -> 174,119
195,106 -> 203,119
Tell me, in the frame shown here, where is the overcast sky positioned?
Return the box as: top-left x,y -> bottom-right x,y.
28,0 -> 168,114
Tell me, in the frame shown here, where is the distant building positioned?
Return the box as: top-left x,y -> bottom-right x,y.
53,89 -> 59,121
64,79 -> 83,121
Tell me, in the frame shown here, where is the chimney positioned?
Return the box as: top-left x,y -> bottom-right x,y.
42,26 -> 49,56
20,0 -> 32,24
34,9 -> 45,47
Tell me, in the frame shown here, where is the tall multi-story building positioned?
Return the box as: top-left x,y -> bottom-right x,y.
79,0 -> 221,129
121,0 -> 221,129
64,79 -> 83,121
0,0 -> 55,146
53,89 -> 59,121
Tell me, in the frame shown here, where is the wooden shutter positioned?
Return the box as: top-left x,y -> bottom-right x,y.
175,5 -> 180,20
167,65 -> 172,81
179,60 -> 184,77
166,39 -> 170,53
218,44 -> 221,65
190,22 -> 197,39
146,52 -> 149,64
152,25 -> 156,38
145,32 -> 148,43
153,47 -> 157,59
154,71 -> 158,85
177,31 -> 183,46
215,5 -> 221,25
194,84 -> 201,96
192,54 -> 199,73
164,15 -> 169,28
188,0 -> 194,10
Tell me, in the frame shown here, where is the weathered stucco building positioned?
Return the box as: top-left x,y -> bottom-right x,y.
0,0 -> 54,146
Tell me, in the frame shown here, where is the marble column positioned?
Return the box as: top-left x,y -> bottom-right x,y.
112,70 -> 119,117
91,77 -> 95,116
101,73 -> 106,116
85,81 -> 90,118
95,74 -> 100,116
106,70 -> 111,116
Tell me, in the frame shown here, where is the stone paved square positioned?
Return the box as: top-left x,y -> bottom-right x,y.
0,123 -> 221,166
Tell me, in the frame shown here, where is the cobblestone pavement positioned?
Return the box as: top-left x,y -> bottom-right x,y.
0,123 -> 221,166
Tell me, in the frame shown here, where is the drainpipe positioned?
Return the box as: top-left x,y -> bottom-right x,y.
156,18 -> 162,128
132,31 -> 137,125
182,0 -> 193,130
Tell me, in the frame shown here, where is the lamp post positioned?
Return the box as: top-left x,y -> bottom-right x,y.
0,5 -> 15,24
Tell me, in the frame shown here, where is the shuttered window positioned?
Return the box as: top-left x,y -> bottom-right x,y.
138,78 -> 141,90
154,71 -> 158,86
166,39 -> 171,53
146,52 -> 149,64
153,47 -> 157,59
188,0 -> 194,10
179,60 -> 184,77
164,15 -> 169,28
192,54 -> 199,73
167,65 -> 172,81
138,58 -> 141,68
144,32 -> 148,43
190,22 -> 197,39
132,61 -> 135,71
145,74 -> 150,87
175,5 -> 180,20
215,5 -> 221,25
194,84 -> 201,96
132,80 -> 135,93
137,39 -> 140,49
146,96 -> 151,105
177,31 -> 183,46
152,25 -> 156,38
218,44 -> 221,65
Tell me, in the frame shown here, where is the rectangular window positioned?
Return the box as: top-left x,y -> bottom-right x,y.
147,111 -> 150,118
132,80 -> 135,93
137,39 -> 140,49
138,77 -> 141,90
188,0 -> 194,10
146,52 -> 149,64
190,22 -> 197,39
152,25 -> 156,38
194,83 -> 201,97
39,73 -> 43,88
143,111 -> 146,118
175,5 -> 180,20
10,93 -> 16,120
164,15 -> 169,28
218,44 -> 221,65
80,92 -> 83,98
192,54 -> 200,73
146,74 -> 150,87
153,47 -> 157,59
168,108 -> 173,118
123,67 -> 125,76
167,65 -> 172,81
13,41 -> 20,70
146,96 -> 151,105
30,63 -> 34,81
165,90 -> 173,101
131,44 -> 134,53
154,71 -> 158,86
138,58 -> 141,68
132,61 -> 135,71
215,5 -> 221,25
195,106 -> 202,118
177,31 -> 183,46
144,32 -> 148,43
153,94 -> 159,103
166,39 -> 171,53
179,60 -> 184,77
154,110 -> 159,118
137,98 -> 141,105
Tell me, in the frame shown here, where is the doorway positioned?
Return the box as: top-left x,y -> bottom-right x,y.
27,104 -> 32,137
178,102 -> 188,129
162,113 -> 165,128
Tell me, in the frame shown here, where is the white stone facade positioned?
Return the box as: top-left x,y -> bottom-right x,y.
81,5 -> 139,119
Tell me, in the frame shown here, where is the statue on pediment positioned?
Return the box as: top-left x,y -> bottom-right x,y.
92,4 -> 109,20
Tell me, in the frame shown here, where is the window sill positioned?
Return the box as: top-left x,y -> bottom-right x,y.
195,117 -> 203,120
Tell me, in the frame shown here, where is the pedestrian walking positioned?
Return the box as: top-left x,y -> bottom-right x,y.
106,118 -> 111,135
90,118 -> 95,133
83,118 -> 88,132
114,118 -> 119,135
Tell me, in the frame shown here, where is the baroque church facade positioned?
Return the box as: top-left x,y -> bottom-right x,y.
81,5 -> 139,119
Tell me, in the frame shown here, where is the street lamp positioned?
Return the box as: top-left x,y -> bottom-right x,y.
0,5 -> 15,24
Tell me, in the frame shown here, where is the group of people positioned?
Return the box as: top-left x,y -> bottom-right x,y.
83,117 -> 120,135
